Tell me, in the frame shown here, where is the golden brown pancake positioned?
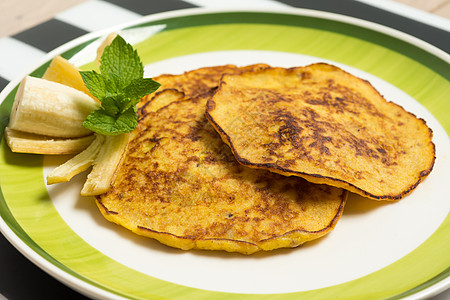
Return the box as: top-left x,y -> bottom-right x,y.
138,64 -> 269,115
206,63 -> 435,200
96,89 -> 347,254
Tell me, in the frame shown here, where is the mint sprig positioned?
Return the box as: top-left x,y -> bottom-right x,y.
80,35 -> 160,135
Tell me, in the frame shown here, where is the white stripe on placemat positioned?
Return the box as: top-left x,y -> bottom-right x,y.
55,0 -> 142,32
182,0 -> 291,8
0,37 -> 46,81
355,0 -> 450,33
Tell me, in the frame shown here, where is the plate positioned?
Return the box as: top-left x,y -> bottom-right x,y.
1,8 -> 449,300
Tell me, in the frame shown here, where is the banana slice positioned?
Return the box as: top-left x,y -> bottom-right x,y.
47,134 -> 105,185
4,127 -> 94,155
8,76 -> 100,138
42,55 -> 95,99
81,133 -> 129,196
96,32 -> 117,65
7,35 -> 130,196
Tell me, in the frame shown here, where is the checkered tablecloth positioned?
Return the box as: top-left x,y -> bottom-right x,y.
0,0 -> 449,93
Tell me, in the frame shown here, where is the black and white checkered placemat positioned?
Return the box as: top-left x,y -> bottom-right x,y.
0,0 -> 449,93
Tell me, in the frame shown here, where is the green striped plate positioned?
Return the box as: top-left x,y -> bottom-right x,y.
0,8 -> 449,300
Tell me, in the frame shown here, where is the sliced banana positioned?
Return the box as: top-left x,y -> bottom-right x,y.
46,134 -> 105,185
7,33 -> 131,196
42,55 -> 95,99
81,133 -> 129,196
96,32 -> 117,65
4,127 -> 95,155
8,76 -> 100,138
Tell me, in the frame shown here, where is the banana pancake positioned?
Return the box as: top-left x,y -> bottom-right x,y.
96,89 -> 347,254
138,64 -> 269,115
206,63 -> 435,200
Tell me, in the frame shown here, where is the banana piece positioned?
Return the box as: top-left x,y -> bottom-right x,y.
8,37 -> 129,195
96,32 -> 117,65
81,133 -> 129,196
42,55 -> 95,99
8,76 -> 100,138
47,134 -> 105,185
4,127 -> 95,155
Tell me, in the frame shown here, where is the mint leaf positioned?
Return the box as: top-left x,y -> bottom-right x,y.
81,34 -> 160,136
103,73 -> 124,97
100,96 -> 122,116
100,35 -> 143,84
80,71 -> 106,100
124,78 -> 161,102
83,107 -> 137,135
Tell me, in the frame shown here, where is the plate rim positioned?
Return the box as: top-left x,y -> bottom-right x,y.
0,7 -> 449,300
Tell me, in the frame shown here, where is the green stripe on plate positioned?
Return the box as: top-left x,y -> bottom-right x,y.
1,11 -> 449,300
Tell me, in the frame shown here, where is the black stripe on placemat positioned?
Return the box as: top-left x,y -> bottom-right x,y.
0,77 -> 9,93
103,0 -> 198,15
12,19 -> 89,53
273,0 -> 450,53
0,234 -> 91,300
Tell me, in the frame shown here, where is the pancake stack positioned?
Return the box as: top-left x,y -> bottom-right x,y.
96,63 -> 435,254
